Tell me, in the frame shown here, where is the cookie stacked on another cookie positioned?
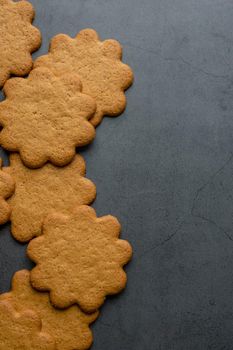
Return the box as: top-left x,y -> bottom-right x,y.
0,270 -> 99,350
0,5 -> 133,348
34,28 -> 133,126
0,299 -> 56,350
0,68 -> 96,168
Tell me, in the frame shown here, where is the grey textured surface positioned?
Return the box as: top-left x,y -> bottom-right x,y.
1,0 -> 233,349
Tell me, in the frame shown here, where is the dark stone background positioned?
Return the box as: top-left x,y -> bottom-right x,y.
1,0 -> 233,349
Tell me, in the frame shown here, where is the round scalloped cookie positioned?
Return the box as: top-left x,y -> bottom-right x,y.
28,205 -> 132,313
0,270 -> 98,350
0,67 -> 96,168
0,0 -> 41,87
3,153 -> 96,242
34,28 -> 133,126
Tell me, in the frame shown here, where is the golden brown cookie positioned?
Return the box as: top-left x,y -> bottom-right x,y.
2,153 -> 96,242
0,158 -> 15,225
28,205 -> 132,313
0,0 -> 41,88
0,299 -> 55,350
34,28 -> 133,126
1,270 -> 98,350
0,67 -> 96,168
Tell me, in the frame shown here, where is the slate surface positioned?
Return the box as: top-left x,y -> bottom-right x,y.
1,0 -> 233,349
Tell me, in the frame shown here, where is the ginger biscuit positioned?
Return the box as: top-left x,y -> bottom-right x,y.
0,158 -> 15,225
0,0 -> 41,87
1,270 -> 98,350
34,28 -> 133,126
0,67 -> 96,168
0,299 -> 55,350
28,205 -> 133,313
3,153 -> 96,242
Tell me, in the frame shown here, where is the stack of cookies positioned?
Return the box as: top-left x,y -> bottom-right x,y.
0,1 -> 133,349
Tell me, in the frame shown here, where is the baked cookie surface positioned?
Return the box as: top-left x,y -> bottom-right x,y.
0,299 -> 55,350
0,158 -> 15,225
0,0 -> 41,87
1,270 -> 98,350
3,153 -> 96,242
34,28 -> 133,126
0,67 -> 96,168
28,205 -> 133,312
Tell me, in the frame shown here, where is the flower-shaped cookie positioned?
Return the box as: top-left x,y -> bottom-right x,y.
3,153 -> 96,242
28,205 -> 132,312
0,67 -> 96,168
0,0 -> 41,87
0,158 -> 15,225
1,270 -> 98,350
0,299 -> 55,350
34,28 -> 133,126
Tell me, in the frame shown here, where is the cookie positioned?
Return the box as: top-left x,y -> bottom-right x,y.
0,67 -> 96,168
0,158 -> 15,225
34,28 -> 133,126
0,0 -> 41,88
1,270 -> 98,350
2,153 -> 96,242
0,299 -> 55,350
28,205 -> 133,313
